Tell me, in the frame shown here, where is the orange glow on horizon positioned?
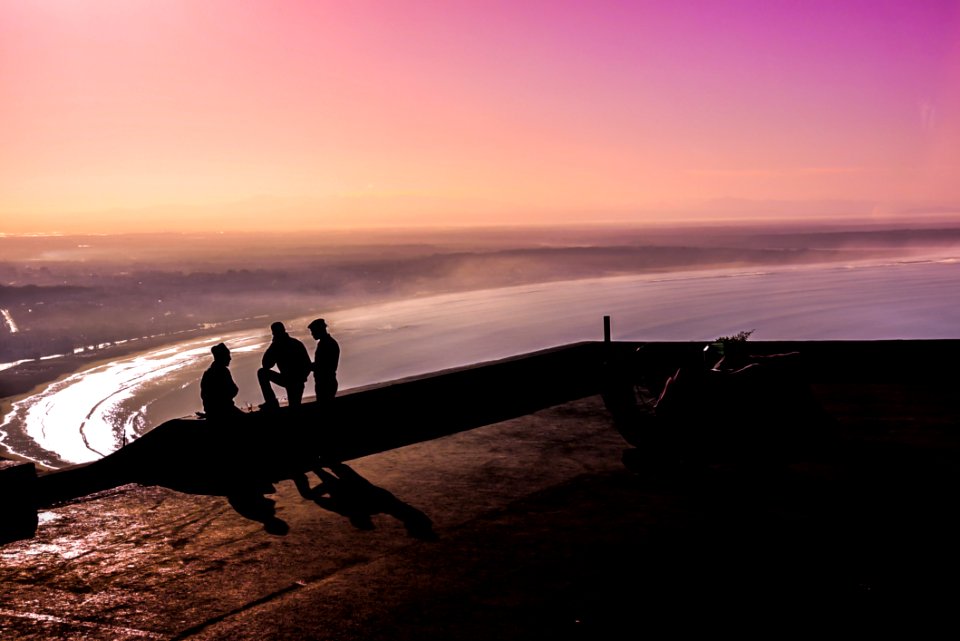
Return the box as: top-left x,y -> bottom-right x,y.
2,1 -> 959,233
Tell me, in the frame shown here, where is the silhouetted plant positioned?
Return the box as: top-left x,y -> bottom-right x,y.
715,329 -> 754,344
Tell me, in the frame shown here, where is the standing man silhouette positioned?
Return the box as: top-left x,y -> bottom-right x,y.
200,342 -> 244,419
308,318 -> 340,403
258,321 -> 311,411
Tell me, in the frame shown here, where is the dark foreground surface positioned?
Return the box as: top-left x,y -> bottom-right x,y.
3,372 -> 960,638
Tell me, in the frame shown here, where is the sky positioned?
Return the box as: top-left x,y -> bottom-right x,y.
2,0 -> 959,233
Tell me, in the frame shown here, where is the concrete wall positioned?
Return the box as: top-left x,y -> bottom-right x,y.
5,338 -> 959,544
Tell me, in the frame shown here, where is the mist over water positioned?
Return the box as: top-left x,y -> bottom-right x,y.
2,254 -> 959,469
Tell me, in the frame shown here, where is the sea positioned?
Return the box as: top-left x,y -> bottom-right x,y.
2,255 -> 959,469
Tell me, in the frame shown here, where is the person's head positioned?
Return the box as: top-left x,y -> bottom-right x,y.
270,321 -> 287,338
308,318 -> 327,339
211,342 -> 231,365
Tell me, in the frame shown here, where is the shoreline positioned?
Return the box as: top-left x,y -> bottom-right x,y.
0,288 -> 384,405
5,256 -> 960,465
0,265 -> 744,417
0,319 -> 274,464
0,286 -> 442,463
4,247 -> 953,404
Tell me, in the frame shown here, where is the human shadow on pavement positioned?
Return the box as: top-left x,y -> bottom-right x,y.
225,480 -> 290,536
293,462 -> 437,540
83,414 -> 318,536
31,402 -> 434,538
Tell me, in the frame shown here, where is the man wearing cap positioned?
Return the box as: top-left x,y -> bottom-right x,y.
308,318 -> 340,404
258,321 -> 312,411
200,342 -> 244,419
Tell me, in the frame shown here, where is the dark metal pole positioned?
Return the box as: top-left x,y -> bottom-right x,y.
603,315 -> 611,343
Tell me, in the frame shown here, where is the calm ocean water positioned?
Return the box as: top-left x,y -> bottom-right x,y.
2,256 -> 958,469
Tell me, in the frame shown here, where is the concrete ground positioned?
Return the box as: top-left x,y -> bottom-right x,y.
2,382 -> 960,639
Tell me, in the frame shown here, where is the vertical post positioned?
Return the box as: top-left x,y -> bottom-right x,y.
0,462 -> 38,544
603,315 -> 611,343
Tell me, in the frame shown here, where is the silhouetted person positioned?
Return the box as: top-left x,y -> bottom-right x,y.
258,321 -> 312,411
200,342 -> 245,419
647,345 -> 829,464
308,318 -> 340,403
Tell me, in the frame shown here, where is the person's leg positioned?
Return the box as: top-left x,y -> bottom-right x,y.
314,376 -> 337,403
287,382 -> 305,408
257,368 -> 284,407
293,473 -> 313,499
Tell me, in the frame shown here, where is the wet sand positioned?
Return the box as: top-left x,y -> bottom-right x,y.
2,360 -> 959,638
0,316 -> 280,466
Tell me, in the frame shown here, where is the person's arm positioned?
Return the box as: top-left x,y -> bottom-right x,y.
726,362 -> 761,376
299,341 -> 311,381
200,369 -> 211,405
227,371 -> 239,400
262,343 -> 276,369
655,368 -> 682,409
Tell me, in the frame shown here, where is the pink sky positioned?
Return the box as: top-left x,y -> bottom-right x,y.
2,0 -> 959,233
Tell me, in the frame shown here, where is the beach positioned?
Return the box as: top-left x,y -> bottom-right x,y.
4,255 -> 960,469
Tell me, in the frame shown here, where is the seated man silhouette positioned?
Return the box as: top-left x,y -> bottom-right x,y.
200,342 -> 245,420
650,343 -> 827,463
257,321 -> 312,411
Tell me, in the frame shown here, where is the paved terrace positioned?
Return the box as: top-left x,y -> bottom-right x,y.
2,340 -> 959,638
